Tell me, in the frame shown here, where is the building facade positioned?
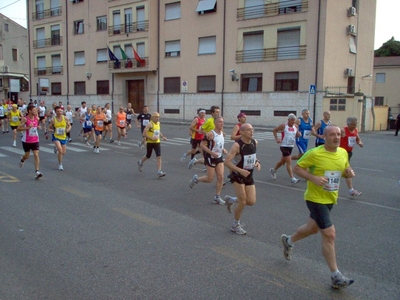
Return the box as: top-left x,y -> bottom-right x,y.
27,0 -> 376,129
0,13 -> 29,102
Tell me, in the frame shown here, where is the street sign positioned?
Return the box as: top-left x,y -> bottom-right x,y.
181,81 -> 188,93
309,84 -> 316,95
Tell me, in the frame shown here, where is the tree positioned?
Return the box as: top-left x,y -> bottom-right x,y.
374,37 -> 400,57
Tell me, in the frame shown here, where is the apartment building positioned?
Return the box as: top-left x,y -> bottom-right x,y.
0,13 -> 29,102
28,0 -> 377,128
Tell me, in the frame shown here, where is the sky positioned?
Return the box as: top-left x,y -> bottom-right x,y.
0,0 -> 398,50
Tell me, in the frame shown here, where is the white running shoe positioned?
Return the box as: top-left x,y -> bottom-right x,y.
19,157 -> 24,168
189,174 -> 198,188
180,153 -> 187,162
35,171 -> 43,179
270,168 -> 277,179
58,164 -> 64,171
12,140 -> 16,147
188,158 -> 197,169
291,177 -> 300,184
158,170 -> 166,177
231,223 -> 246,235
137,161 -> 143,172
213,196 -> 225,205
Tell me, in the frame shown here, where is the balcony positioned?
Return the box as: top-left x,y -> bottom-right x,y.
33,37 -> 63,49
237,0 -> 308,20
34,66 -> 63,76
32,7 -> 62,21
108,20 -> 149,36
236,45 -> 306,63
324,86 -> 355,97
108,58 -> 148,71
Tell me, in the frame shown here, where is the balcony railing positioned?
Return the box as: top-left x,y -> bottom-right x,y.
108,58 -> 148,70
108,20 -> 149,35
324,86 -> 355,97
237,0 -> 308,20
32,7 -> 62,21
33,36 -> 63,48
236,45 -> 306,63
34,66 -> 63,76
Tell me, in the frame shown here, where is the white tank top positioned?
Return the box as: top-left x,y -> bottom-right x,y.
281,123 -> 297,147
211,130 -> 224,158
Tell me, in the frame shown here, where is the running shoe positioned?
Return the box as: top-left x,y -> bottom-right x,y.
45,132 -> 49,140
96,148 -> 100,154
270,168 -> 277,179
19,157 -> 24,168
137,161 -> 143,172
12,140 -> 16,147
180,153 -> 187,162
281,234 -> 293,260
54,146 -> 58,154
224,195 -> 235,213
189,174 -> 198,188
188,158 -> 197,169
118,141 -> 121,146
109,139 -> 114,143
291,177 -> 300,184
86,141 -> 91,146
68,138 -> 72,143
58,164 -> 64,171
331,273 -> 354,289
213,195 -> 226,205
231,223 -> 246,235
158,170 -> 166,177
35,171 -> 43,179
349,189 -> 362,197
138,141 -> 142,149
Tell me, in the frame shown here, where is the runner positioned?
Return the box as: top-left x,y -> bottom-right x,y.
230,112 -> 247,140
37,100 -> 48,138
77,101 -> 87,138
136,105 -> 151,149
189,116 -> 227,205
224,123 -> 261,235
92,105 -> 108,153
102,103 -> 114,143
125,103 -> 136,133
313,111 -> 331,147
270,113 -> 301,183
180,109 -> 206,162
49,106 -> 71,170
81,109 -> 93,146
0,99 -> 5,133
2,99 -> 10,133
9,104 -> 21,147
115,106 -> 127,145
292,109 -> 314,160
17,105 -> 42,179
65,105 -> 75,142
137,112 -> 167,177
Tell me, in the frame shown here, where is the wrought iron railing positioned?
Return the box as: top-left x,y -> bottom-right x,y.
34,66 -> 63,76
237,0 -> 308,20
33,36 -> 63,48
108,20 -> 149,35
107,58 -> 148,70
32,7 -> 62,21
324,86 -> 355,97
236,45 -> 306,63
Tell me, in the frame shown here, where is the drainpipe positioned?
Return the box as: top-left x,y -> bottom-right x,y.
157,0 -> 160,112
313,0 -> 321,121
371,96 -> 375,131
65,0 -> 70,105
27,0 -> 32,99
221,0 -> 226,115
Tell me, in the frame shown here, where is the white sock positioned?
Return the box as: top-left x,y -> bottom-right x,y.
331,270 -> 340,277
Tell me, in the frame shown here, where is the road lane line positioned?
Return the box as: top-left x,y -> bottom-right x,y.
112,207 -> 164,227
60,186 -> 91,198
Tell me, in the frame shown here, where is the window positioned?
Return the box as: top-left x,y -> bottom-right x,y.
125,8 -> 132,33
277,28 -> 300,60
52,82 -> 61,95
165,40 -> 180,57
4,24 -> 9,32
51,25 -> 61,46
97,81 -> 109,94
243,31 -> 264,62
37,56 -> 46,75
347,77 -> 355,94
113,10 -> 121,34
376,73 -> 385,83
241,74 -> 262,92
0,44 -> 2,60
50,0 -> 61,16
164,77 -> 180,93
374,96 -> 384,106
197,76 -> 216,92
198,36 -> 216,55
97,48 -> 108,62
279,0 -> 302,14
74,51 -> 85,65
35,0 -> 44,19
349,36 -> 357,53
113,45 -> 122,60
244,0 -> 264,19
330,99 -> 346,111
136,6 -> 145,31
12,48 -> 18,61
166,2 -> 180,20
275,72 -> 299,91
36,27 -> 45,48
196,0 -> 217,14
52,54 -> 61,74
74,20 -> 84,34
71,0 -> 84,3
0,79 -> 2,87
97,16 -> 107,31
74,82 -> 85,95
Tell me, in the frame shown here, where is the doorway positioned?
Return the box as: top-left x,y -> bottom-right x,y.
127,80 -> 144,112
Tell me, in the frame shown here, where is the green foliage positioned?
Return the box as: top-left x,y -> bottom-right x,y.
374,37 -> 400,57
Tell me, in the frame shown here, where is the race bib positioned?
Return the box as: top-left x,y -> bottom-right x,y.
127,114 -> 132,120
243,154 -> 256,170
348,136 -> 356,147
143,119 -> 149,126
97,120 -> 103,128
119,120 -> 125,126
29,127 -> 38,136
56,127 -> 65,135
86,121 -> 92,127
303,130 -> 311,139
323,171 -> 341,191
153,129 -> 160,139
12,116 -> 19,122
287,137 -> 295,146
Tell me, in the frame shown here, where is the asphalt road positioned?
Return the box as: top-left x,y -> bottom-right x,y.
0,121 -> 399,300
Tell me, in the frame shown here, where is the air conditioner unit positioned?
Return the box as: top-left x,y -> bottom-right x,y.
1,66 -> 10,72
347,25 -> 357,36
348,6 -> 357,17
344,68 -> 354,77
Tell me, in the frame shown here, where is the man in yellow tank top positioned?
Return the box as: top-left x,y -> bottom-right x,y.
9,104 -> 21,147
137,112 -> 167,177
49,106 -> 71,171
